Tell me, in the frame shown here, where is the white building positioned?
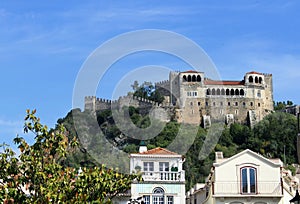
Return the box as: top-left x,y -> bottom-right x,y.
129,145 -> 186,204
186,149 -> 299,204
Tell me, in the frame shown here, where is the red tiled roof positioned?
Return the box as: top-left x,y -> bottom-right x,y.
138,147 -> 179,155
247,71 -> 262,75
181,70 -> 200,73
204,80 -> 244,85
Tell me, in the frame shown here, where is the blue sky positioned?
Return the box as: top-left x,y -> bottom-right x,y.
1,0 -> 300,147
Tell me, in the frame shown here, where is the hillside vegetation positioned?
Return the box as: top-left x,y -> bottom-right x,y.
58,106 -> 298,189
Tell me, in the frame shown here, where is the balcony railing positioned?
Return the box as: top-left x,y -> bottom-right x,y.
142,171 -> 185,182
213,181 -> 282,196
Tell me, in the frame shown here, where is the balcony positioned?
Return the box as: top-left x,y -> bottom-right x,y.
142,171 -> 185,182
212,181 -> 283,197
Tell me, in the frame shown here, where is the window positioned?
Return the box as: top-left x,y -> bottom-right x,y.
241,167 -> 257,194
159,162 -> 169,172
228,102 -> 231,106
144,162 -> 154,172
187,91 -> 197,97
167,196 -> 174,204
235,102 -> 238,106
249,76 -> 253,83
143,195 -> 150,204
153,188 -> 164,204
198,102 -> 201,106
257,90 -> 261,98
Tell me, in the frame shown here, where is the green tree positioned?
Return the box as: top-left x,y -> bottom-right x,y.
0,110 -> 140,203
132,81 -> 164,103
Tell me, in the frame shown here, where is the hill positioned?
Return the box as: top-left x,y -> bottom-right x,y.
57,107 -> 298,189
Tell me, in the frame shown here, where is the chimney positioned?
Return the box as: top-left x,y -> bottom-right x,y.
215,151 -> 223,163
139,141 -> 147,153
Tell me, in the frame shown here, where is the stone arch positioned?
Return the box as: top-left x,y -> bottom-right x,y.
212,88 -> 216,95
255,76 -> 258,83
235,89 -> 239,95
240,89 -> 245,96
192,75 -> 196,82
221,89 -> 225,95
206,89 -> 211,95
226,89 -> 230,96
259,77 -> 263,84
231,89 -> 235,95
249,76 -> 253,83
183,75 -> 187,82
187,75 -> 191,82
216,88 -> 221,95
197,75 -> 201,82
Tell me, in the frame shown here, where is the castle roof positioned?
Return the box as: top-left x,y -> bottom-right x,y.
204,80 -> 245,85
247,71 -> 263,75
181,70 -> 202,73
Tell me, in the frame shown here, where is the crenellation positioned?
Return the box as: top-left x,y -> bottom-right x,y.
84,70 -> 274,127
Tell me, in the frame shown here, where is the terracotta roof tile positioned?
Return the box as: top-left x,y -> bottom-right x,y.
181,70 -> 200,73
247,71 -> 262,75
138,147 -> 179,155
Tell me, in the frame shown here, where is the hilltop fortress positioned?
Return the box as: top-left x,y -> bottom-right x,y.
85,70 -> 274,127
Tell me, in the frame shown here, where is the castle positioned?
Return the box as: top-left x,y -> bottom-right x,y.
84,70 -> 274,127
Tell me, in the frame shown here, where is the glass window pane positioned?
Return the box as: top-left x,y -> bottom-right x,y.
167,196 -> 173,204
250,168 -> 256,193
241,168 -> 248,193
143,195 -> 150,204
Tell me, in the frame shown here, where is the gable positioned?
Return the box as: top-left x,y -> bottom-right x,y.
214,149 -> 282,168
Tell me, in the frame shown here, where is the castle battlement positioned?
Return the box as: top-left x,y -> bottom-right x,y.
84,70 -> 274,127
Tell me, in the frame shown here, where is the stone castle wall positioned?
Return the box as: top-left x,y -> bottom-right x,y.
84,71 -> 274,127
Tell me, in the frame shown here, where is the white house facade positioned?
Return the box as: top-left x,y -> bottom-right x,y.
129,145 -> 186,204
186,149 -> 299,204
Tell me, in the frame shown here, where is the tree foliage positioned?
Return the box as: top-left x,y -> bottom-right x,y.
131,81 -> 164,104
0,110 -> 140,203
57,106 -> 298,190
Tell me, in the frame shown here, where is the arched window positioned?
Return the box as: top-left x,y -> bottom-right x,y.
183,75 -> 187,82
212,88 -> 216,95
240,89 -> 245,96
216,89 -> 221,95
197,75 -> 201,82
207,89 -> 211,95
187,75 -> 191,82
192,75 -> 196,82
235,89 -> 239,95
153,187 -> 165,204
255,76 -> 258,83
259,77 -> 263,84
226,89 -> 230,96
241,167 -> 257,194
249,76 -> 253,83
231,89 -> 235,95
221,89 -> 225,95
